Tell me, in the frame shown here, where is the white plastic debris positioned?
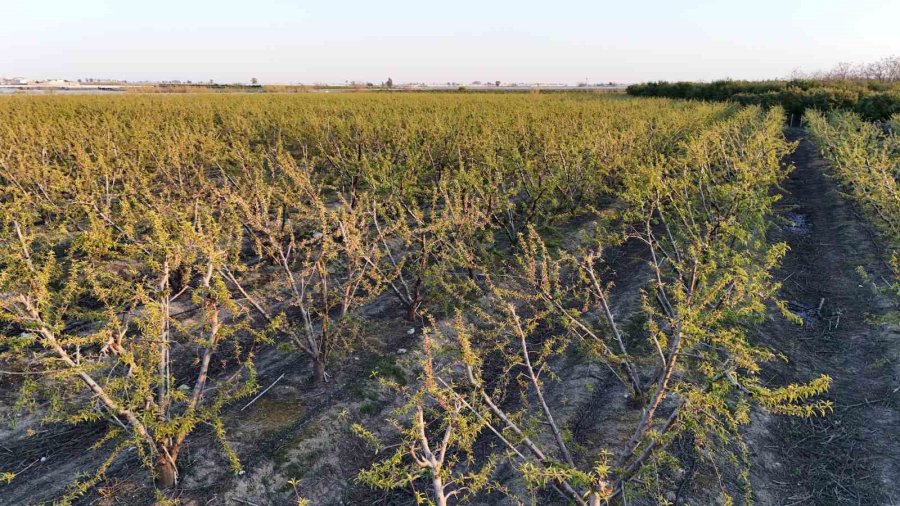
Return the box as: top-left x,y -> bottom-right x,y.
407,328 -> 415,335
397,348 -> 407,355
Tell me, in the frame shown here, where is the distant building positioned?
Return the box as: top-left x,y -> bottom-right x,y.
40,79 -> 80,88
0,77 -> 28,85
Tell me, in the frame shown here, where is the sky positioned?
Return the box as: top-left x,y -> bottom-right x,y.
1,0 -> 898,84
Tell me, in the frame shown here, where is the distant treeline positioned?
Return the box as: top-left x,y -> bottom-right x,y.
627,79 -> 900,121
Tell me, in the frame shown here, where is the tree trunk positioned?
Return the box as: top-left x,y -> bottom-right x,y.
405,278 -> 423,322
154,455 -> 177,489
432,474 -> 447,506
313,357 -> 326,383
405,298 -> 422,322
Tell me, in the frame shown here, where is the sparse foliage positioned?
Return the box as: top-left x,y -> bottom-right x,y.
0,93 -> 833,504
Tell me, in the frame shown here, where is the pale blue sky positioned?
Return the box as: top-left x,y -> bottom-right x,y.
1,0 -> 897,84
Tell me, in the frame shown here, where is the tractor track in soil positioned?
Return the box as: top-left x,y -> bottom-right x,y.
745,129 -> 900,506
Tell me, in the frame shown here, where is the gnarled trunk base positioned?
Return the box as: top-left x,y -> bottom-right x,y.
405,301 -> 422,322
313,357 -> 326,383
154,455 -> 177,489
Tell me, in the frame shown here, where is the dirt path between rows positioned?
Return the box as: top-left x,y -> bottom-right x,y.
746,129 -> 900,505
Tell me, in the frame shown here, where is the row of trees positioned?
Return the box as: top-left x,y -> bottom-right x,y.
0,93 -> 829,503
806,110 -> 899,319
627,60 -> 900,121
791,56 -> 900,83
354,107 -> 833,504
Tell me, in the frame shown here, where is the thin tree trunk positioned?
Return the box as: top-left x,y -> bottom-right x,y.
432,474 -> 448,506
510,307 -> 576,468
406,280 -> 423,321
154,455 -> 177,488
158,262 -> 170,417
313,356 -> 327,383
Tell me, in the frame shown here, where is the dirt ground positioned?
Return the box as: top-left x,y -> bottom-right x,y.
1,128 -> 899,505
744,129 -> 900,506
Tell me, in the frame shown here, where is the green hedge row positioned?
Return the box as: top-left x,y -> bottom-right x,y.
626,80 -> 900,121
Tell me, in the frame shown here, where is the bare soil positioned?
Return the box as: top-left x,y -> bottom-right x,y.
744,129 -> 900,506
